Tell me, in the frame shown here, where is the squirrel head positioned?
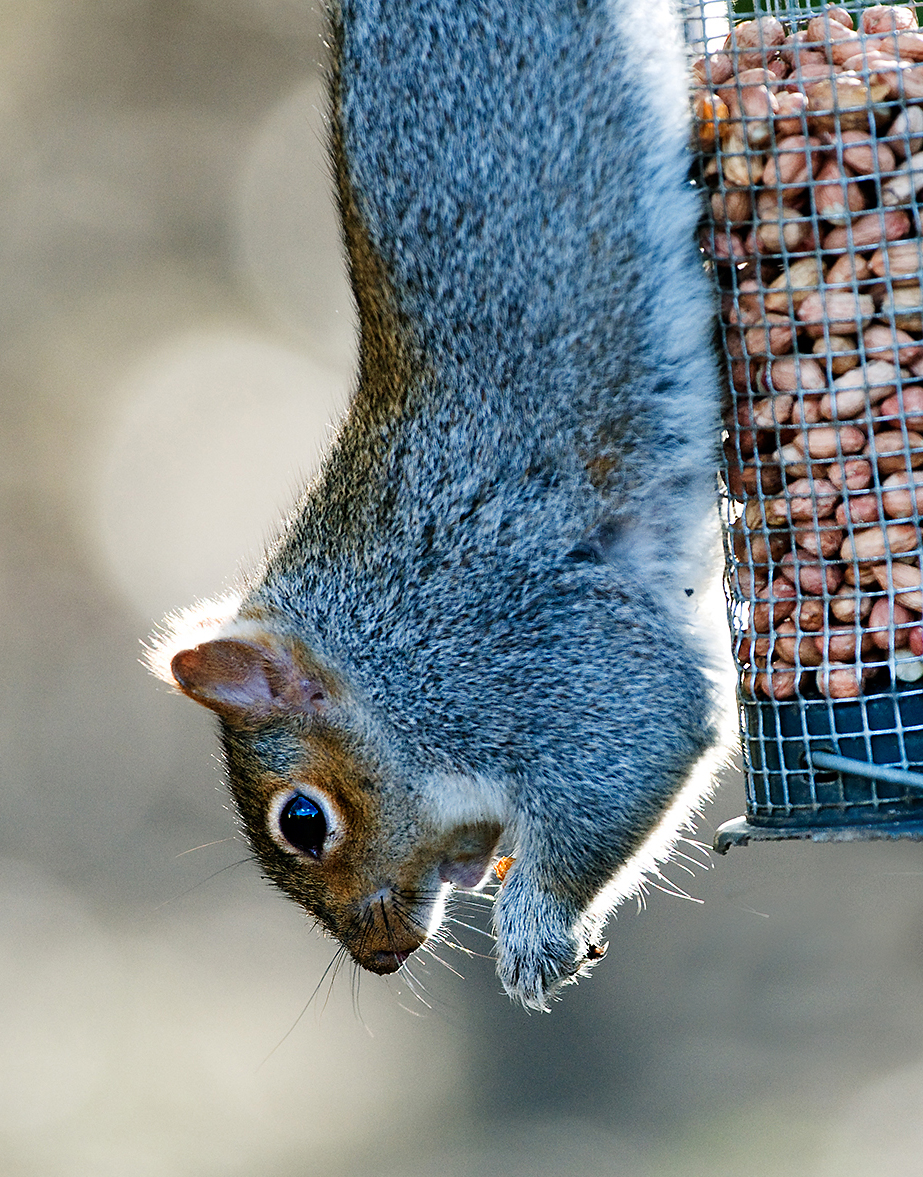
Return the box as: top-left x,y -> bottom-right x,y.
150,603 -> 504,974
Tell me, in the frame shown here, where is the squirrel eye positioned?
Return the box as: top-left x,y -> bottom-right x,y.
278,794 -> 327,859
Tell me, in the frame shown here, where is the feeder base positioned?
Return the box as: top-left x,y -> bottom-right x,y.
714,814 -> 923,854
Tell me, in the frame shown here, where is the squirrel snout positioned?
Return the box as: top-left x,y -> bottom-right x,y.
348,823 -> 502,973
349,886 -> 431,974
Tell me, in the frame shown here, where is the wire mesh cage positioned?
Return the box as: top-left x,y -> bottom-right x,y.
685,0 -> 923,848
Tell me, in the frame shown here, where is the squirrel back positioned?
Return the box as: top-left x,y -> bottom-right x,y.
150,0 -> 724,1010
318,0 -> 717,598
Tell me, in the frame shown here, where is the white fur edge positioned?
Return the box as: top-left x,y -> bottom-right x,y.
144,591 -> 245,686
419,771 -> 511,847
584,746 -> 723,933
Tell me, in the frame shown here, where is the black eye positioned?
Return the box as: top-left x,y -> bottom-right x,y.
278,794 -> 327,858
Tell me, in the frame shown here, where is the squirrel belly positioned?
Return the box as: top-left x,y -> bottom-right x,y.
150,0 -> 724,1010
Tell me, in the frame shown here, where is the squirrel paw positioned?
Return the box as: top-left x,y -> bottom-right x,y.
493,876 -> 598,1011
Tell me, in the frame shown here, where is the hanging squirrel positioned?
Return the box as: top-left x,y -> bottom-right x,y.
148,0 -> 724,1010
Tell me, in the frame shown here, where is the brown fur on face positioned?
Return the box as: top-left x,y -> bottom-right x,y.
221,719 -> 500,973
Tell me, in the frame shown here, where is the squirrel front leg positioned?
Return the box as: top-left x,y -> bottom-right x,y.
493,743 -> 714,1010
493,866 -> 593,1011
491,790 -> 624,1010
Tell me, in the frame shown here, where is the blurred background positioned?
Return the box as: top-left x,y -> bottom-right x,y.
3,2 -> 923,1174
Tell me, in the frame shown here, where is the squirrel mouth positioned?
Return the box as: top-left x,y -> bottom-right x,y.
367,948 -> 415,974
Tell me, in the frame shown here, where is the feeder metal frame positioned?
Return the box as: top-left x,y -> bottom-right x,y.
685,0 -> 923,848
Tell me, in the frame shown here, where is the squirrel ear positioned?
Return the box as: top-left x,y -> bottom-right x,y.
170,639 -> 327,723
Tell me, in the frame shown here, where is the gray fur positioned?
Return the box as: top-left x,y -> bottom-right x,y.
157,0 -> 724,1009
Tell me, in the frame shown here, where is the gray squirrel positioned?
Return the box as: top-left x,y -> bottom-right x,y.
149,0 -> 724,1010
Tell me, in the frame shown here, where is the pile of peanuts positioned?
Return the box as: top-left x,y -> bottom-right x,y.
695,3 -> 923,700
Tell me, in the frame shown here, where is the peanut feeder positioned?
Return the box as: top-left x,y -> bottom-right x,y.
690,1 -> 923,846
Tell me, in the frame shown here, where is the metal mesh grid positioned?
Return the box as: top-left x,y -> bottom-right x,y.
685,0 -> 923,837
